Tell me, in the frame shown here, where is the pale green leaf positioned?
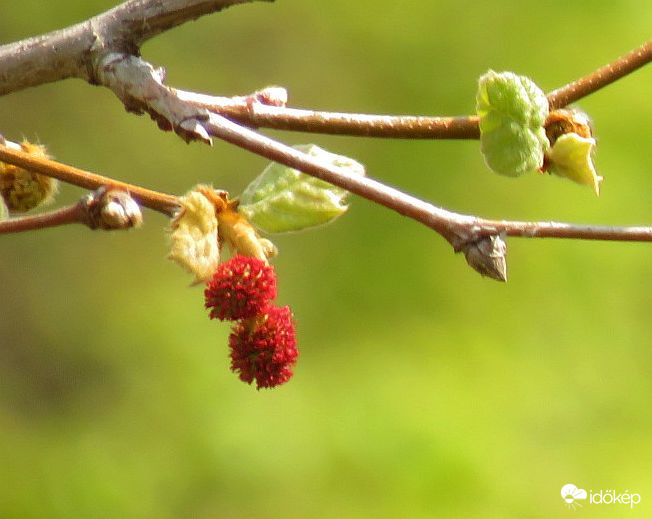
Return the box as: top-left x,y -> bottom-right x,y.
239,144 -> 365,233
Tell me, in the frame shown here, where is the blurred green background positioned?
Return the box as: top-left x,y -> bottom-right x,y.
1,1 -> 651,517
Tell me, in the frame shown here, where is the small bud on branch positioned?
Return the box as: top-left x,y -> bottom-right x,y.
462,235 -> 508,282
0,187 -> 142,234
85,187 -> 143,230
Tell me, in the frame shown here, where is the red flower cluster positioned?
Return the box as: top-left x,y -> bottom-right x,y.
204,255 -> 277,321
204,255 -> 298,389
229,306 -> 298,389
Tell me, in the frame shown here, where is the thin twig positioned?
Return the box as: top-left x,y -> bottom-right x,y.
0,203 -> 86,234
4,129 -> 651,248
0,0 -> 648,139
0,145 -> 179,215
178,88 -> 480,138
180,40 -> 651,140
210,102 -> 480,139
0,186 -> 144,234
245,108 -> 481,138
202,112 -> 652,246
547,40 -> 652,109
0,124 -> 645,245
204,112 -> 468,241
460,219 -> 652,242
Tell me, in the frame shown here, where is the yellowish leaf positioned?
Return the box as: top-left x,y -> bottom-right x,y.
547,133 -> 602,196
168,187 -> 219,283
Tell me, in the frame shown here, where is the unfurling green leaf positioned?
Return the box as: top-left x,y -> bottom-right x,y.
547,133 -> 602,196
238,144 -> 365,233
477,70 -> 549,177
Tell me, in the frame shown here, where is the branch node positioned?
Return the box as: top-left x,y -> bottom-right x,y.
96,53 -> 212,142
247,86 -> 288,109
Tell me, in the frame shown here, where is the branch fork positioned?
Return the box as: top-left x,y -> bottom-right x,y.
97,52 -> 213,142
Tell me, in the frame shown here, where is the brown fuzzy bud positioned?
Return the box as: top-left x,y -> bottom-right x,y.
0,141 -> 58,212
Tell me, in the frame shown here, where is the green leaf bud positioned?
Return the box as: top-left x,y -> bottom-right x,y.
477,71 -> 549,177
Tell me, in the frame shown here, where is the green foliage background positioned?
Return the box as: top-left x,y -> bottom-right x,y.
1,1 -> 651,517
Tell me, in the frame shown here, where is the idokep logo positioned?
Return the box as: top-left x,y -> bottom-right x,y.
561,483 -> 641,510
561,484 -> 587,510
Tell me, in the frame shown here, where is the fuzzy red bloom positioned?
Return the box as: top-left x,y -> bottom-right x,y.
229,305 -> 298,389
204,255 -> 277,321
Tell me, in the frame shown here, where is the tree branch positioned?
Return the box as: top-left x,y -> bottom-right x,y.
1,2 -> 650,281
178,40 -> 651,140
181,88 -> 481,139
95,0 -> 273,49
72,41 -> 651,243
3,134 -> 652,246
202,112 -> 652,244
0,0 -> 648,139
547,40 -> 652,110
0,0 -> 271,95
0,186 -> 143,234
203,112 -> 470,243
0,144 -> 179,215
176,87 -> 479,138
0,203 -> 86,233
